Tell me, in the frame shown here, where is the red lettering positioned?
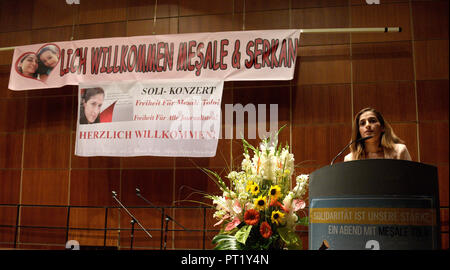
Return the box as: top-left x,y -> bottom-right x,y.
120,45 -> 128,73
270,39 -> 279,68
245,41 -> 254,69
220,39 -> 228,70
177,42 -> 187,71
156,42 -> 165,72
100,47 -> 109,73
262,39 -> 271,68
278,39 -> 288,67
137,44 -> 147,72
187,40 -> 196,71
127,45 -> 137,72
91,47 -> 102,74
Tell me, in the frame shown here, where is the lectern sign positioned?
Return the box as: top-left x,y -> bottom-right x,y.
309,197 -> 437,250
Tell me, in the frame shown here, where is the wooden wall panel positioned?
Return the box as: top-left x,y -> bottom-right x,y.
128,0 -> 178,20
241,10 -> 290,30
121,156 -> 174,169
0,134 -> 23,169
293,84 -> 351,124
26,96 -> 73,133
178,14 -> 236,33
352,41 -> 414,82
76,22 -> 127,40
293,0 -> 348,9
353,82 -> 416,122
70,170 -> 121,206
68,207 -> 119,247
351,2 -> 412,43
292,124 -> 352,166
30,26 -> 75,44
0,0 -> 33,33
175,137 -> 231,169
0,171 -> 21,204
411,0 -> 449,41
27,86 -> 75,99
78,0 -> 127,25
0,75 -> 27,99
292,6 -> 350,46
419,122 -> 449,165
175,169 -> 220,206
118,207 -> 165,249
120,170 -> 174,206
0,99 -> 25,132
437,165 -> 449,207
31,0 -> 75,29
0,206 -> 17,244
21,170 -> 69,205
179,0 -> 233,16
23,133 -> 71,169
19,206 -> 67,245
414,40 -> 449,80
417,80 -> 449,121
296,45 -> 351,85
0,0 -> 448,250
236,0 -> 290,12
173,208 -> 209,249
127,18 -> 178,37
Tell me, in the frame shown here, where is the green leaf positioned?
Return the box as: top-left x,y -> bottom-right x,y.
297,217 -> 309,226
235,225 -> 253,245
242,137 -> 258,156
212,234 -> 239,250
277,227 -> 303,250
201,167 -> 230,193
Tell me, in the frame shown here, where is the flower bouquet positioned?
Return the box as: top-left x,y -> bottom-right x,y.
204,127 -> 309,250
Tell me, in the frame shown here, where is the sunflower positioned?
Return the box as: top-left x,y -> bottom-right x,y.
271,210 -> 285,225
268,185 -> 281,200
245,180 -> 254,192
254,195 -> 267,211
249,183 -> 260,196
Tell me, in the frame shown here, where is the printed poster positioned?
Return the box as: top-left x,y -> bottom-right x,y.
75,80 -> 223,157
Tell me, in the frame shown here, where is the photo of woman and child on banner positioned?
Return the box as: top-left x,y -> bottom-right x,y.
15,44 -> 60,81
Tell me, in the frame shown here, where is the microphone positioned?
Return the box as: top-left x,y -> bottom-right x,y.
135,186 -> 187,250
330,135 -> 373,165
111,190 -> 153,240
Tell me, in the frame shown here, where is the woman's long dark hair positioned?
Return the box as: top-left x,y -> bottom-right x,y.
79,87 -> 104,124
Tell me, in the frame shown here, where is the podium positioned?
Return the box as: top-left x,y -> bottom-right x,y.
309,159 -> 440,250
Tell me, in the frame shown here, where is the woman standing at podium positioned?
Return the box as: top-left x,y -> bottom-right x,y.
344,107 -> 412,161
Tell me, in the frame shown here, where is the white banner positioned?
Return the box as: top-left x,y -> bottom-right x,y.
9,29 -> 301,90
75,80 -> 223,157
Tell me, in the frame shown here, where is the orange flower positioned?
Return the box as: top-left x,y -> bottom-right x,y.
244,209 -> 260,225
256,157 -> 261,174
260,221 -> 272,239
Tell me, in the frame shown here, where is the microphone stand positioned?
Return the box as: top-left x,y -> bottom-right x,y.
330,135 -> 373,165
135,187 -> 188,250
111,191 -> 152,250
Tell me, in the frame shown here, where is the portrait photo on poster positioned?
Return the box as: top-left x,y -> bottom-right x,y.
78,83 -> 134,125
15,44 -> 60,82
